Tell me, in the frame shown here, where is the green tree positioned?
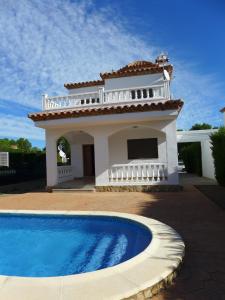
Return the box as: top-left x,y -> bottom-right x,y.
16,138 -> 32,152
190,123 -> 212,130
210,127 -> 225,186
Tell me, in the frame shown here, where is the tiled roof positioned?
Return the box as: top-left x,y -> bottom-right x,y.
64,79 -> 104,90
28,100 -> 183,122
100,60 -> 173,80
64,60 -> 173,89
220,107 -> 225,112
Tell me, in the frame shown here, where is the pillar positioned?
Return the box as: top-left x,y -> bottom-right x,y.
94,134 -> 109,186
165,119 -> 179,184
45,130 -> 58,187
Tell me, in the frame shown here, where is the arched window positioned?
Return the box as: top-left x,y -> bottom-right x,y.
56,137 -> 71,166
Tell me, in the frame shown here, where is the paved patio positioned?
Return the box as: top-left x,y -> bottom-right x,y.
0,185 -> 224,299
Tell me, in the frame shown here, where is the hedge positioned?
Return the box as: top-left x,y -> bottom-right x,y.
0,152 -> 46,185
180,142 -> 202,176
210,127 -> 225,186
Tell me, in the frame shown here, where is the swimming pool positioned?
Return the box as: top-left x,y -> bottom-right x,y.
0,213 -> 152,277
0,211 -> 184,300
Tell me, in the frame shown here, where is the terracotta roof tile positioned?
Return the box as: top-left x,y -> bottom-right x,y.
28,100 -> 183,122
64,79 -> 104,89
64,60 -> 173,89
100,61 -> 173,80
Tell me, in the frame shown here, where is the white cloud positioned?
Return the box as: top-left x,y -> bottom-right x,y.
0,114 -> 44,141
0,0 -> 224,140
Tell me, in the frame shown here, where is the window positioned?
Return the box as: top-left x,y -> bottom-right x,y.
127,138 -> 158,159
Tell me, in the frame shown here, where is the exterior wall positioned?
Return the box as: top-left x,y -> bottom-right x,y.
67,74 -> 165,96
71,144 -> 83,178
176,130 -> 217,180
68,85 -> 103,95
104,74 -> 164,91
201,140 -> 215,179
165,119 -> 179,184
108,127 -> 166,166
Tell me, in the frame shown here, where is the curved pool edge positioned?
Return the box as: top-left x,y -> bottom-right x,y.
0,210 -> 185,300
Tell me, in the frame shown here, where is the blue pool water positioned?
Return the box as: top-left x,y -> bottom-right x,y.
0,214 -> 152,277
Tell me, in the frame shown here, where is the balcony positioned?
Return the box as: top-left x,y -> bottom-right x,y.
42,83 -> 170,111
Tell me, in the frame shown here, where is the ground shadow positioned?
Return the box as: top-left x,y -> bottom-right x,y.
137,187 -> 225,300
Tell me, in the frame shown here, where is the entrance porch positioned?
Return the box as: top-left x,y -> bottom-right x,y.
45,120 -> 179,189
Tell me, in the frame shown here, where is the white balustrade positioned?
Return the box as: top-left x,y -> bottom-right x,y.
108,163 -> 168,185
42,84 -> 168,111
104,85 -> 165,104
43,92 -> 101,110
57,165 -> 73,183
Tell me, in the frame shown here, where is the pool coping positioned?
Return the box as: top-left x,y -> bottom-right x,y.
0,210 -> 185,300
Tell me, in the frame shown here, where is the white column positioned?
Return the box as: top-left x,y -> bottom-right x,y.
201,139 -> 215,179
94,134 -> 109,186
165,119 -> 179,184
45,130 -> 58,187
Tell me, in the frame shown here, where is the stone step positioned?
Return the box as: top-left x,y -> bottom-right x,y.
51,188 -> 96,193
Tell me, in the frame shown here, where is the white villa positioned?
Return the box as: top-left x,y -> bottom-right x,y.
29,55 -> 183,190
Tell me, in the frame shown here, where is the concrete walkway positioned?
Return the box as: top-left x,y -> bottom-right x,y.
0,186 -> 224,299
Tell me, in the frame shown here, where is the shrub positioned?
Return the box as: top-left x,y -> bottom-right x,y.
210,127 -> 225,186
0,152 -> 46,186
180,142 -> 202,176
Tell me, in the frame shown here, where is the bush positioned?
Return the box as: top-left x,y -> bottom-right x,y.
180,142 -> 202,176
0,152 -> 46,185
211,127 -> 225,186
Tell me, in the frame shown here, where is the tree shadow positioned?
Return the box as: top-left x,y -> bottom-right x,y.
137,189 -> 225,300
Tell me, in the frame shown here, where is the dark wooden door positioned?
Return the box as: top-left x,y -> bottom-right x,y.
83,144 -> 95,176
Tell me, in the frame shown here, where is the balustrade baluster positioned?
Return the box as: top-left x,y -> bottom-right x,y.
151,165 -> 155,182
146,165 -> 150,181
141,165 -> 144,181
157,165 -> 160,181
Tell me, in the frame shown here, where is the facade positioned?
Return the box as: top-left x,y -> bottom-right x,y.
29,57 -> 183,188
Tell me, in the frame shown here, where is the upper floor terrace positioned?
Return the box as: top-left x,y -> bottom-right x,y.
42,58 -> 173,111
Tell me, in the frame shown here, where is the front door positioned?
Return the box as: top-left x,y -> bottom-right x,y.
83,144 -> 95,176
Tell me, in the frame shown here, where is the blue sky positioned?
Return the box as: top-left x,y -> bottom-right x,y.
0,0 -> 224,148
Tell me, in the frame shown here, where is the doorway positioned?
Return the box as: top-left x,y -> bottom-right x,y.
83,144 -> 95,176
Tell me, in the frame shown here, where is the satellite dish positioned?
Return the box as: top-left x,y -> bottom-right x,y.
163,69 -> 170,81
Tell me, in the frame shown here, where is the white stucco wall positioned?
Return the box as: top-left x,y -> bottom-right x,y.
66,73 -> 164,96
104,74 -> 164,91
176,130 -> 217,180
68,85 -> 103,95
108,126 -> 166,166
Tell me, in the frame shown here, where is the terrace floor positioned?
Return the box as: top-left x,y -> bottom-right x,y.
0,183 -> 224,299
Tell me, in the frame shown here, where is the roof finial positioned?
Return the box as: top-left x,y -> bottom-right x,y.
155,52 -> 169,67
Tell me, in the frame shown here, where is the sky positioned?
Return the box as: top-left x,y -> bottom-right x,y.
0,0 -> 225,148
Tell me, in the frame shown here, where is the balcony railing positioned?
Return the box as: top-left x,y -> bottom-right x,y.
108,163 -> 168,185
43,83 -> 170,110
